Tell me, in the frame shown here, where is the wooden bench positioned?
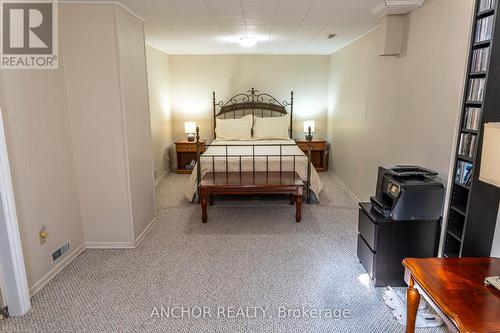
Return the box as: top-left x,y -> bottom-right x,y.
199,171 -> 304,223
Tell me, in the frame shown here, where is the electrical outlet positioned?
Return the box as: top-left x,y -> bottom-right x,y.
39,225 -> 48,245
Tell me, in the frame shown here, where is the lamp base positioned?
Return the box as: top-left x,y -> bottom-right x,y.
305,134 -> 313,141
187,133 -> 195,142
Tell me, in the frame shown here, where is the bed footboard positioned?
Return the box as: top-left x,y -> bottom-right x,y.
195,127 -> 313,205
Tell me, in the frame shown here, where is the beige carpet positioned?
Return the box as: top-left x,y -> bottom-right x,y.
0,172 -> 447,333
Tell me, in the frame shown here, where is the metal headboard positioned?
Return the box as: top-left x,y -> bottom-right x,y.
213,88 -> 294,139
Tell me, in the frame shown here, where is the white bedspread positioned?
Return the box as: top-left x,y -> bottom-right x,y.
184,139 -> 323,201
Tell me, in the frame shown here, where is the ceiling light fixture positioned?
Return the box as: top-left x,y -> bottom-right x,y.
327,34 -> 337,39
238,0 -> 258,48
239,36 -> 258,47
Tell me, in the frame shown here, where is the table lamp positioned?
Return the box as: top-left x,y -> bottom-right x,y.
303,120 -> 315,140
184,121 -> 197,141
479,122 -> 500,187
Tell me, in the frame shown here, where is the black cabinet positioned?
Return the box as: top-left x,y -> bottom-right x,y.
357,203 -> 440,287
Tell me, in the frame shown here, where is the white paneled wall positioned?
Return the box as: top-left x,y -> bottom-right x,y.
61,3 -> 155,246
115,6 -> 156,240
61,3 -> 132,245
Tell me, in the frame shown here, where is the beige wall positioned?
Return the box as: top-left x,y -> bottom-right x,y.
0,63 -> 84,289
61,3 -> 155,245
115,6 -> 156,240
169,55 -> 329,142
61,3 -> 132,244
146,46 -> 173,177
492,206 -> 500,257
0,271 -> 5,308
327,0 -> 474,201
0,2 -> 155,292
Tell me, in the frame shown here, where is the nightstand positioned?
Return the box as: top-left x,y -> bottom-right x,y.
175,139 -> 206,174
295,138 -> 328,172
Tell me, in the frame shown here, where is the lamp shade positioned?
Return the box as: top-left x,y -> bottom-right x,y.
479,122 -> 500,187
184,121 -> 197,134
303,120 -> 315,133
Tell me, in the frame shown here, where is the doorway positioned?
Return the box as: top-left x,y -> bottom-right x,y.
0,107 -> 31,316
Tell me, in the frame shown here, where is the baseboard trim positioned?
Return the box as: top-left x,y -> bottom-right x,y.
329,171 -> 361,204
28,217 -> 158,297
135,217 -> 157,247
85,217 -> 157,249
29,242 -> 86,296
85,242 -> 135,249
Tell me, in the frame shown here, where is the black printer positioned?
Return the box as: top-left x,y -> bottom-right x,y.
357,165 -> 444,286
370,166 -> 444,220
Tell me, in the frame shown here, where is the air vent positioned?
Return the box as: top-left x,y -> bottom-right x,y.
52,242 -> 70,262
327,34 -> 337,39
372,0 -> 425,18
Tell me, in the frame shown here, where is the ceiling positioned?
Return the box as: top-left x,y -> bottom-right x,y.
92,0 -> 385,55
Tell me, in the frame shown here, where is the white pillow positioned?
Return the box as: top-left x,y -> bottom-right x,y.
253,116 -> 290,140
215,114 -> 253,140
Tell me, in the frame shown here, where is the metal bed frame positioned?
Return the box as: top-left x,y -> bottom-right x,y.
212,88 -> 294,139
195,132 -> 313,201
193,88 -> 313,222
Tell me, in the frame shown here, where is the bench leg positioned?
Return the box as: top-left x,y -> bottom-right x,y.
201,194 -> 208,223
295,194 -> 302,222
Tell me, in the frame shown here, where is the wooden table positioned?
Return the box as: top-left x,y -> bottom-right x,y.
175,139 -> 206,174
198,171 -> 304,223
295,138 -> 327,171
403,257 -> 500,333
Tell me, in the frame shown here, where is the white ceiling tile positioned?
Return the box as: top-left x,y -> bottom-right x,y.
204,0 -> 241,11
109,0 -> 382,54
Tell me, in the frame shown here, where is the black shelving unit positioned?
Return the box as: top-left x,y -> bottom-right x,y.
443,0 -> 500,258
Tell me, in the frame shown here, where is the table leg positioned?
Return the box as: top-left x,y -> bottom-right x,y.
406,276 -> 420,333
209,194 -> 214,206
289,194 -> 295,205
201,194 -> 208,223
295,194 -> 302,222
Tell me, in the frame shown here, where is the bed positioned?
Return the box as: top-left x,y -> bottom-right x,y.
183,88 -> 324,222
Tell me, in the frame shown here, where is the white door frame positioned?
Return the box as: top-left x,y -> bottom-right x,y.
0,106 -> 31,316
